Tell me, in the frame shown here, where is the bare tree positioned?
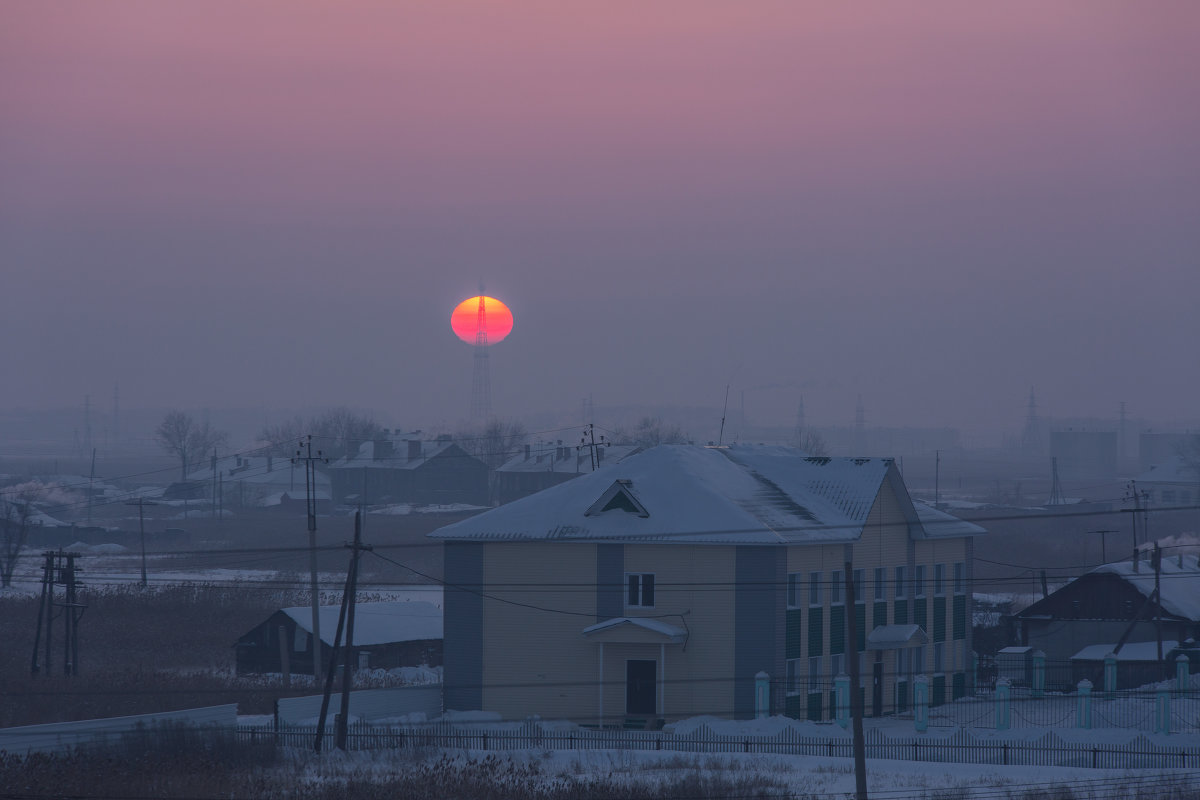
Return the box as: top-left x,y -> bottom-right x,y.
1,481 -> 73,589
620,416 -> 688,447
155,410 -> 229,480
455,419 -> 528,469
792,429 -> 831,457
258,408 -> 382,460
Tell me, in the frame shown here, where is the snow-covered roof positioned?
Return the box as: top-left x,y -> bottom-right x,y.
582,617 -> 688,643
1071,641 -> 1180,662
328,439 -> 462,471
497,444 -> 641,474
186,456 -> 331,489
1089,554 -> 1200,621
866,624 -> 927,650
0,499 -> 66,527
911,501 -> 987,538
431,444 -> 983,546
281,601 -> 442,646
1135,458 -> 1200,485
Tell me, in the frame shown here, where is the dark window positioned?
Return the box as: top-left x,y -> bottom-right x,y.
787,573 -> 801,609
874,567 -> 885,602
626,573 -> 655,607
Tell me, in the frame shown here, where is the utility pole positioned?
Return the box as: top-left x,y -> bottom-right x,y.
125,498 -> 157,587
844,563 -> 868,800
1122,481 -> 1149,549
30,551 -> 85,677
337,512 -> 372,750
934,450 -> 940,509
294,436 -> 328,684
1090,530 -> 1117,564
1153,543 -> 1163,663
578,424 -> 609,471
86,448 -> 96,526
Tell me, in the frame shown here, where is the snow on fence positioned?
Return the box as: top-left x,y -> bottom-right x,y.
275,685 -> 442,725
0,704 -> 238,756
239,719 -> 1200,770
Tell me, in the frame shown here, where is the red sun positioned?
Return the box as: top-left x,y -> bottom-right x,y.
451,296 -> 514,345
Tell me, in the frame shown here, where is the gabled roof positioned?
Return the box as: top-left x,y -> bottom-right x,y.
328,439 -> 466,471
497,443 -> 641,474
1018,553 -> 1200,622
280,601 -> 442,646
430,444 -> 982,546
185,456 -> 331,489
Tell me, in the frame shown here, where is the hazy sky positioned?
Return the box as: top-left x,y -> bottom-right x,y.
3,2 -> 1198,440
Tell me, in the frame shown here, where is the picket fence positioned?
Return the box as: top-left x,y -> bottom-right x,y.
238,719 -> 1200,770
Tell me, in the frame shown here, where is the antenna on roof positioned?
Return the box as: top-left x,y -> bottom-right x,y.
718,385 -> 730,446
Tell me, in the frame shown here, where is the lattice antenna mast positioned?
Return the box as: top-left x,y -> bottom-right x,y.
471,286 -> 492,420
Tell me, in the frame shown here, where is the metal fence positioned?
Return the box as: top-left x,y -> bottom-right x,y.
237,719 -> 1200,770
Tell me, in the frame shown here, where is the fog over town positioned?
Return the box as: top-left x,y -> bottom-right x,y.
2,3 -> 1199,798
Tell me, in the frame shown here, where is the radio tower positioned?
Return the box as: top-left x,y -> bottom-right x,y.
470,287 -> 492,420
1021,387 -> 1042,456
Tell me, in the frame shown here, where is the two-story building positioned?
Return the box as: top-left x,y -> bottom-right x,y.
431,444 -> 983,726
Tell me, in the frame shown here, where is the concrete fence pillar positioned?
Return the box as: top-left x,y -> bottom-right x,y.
971,651 -> 979,692
1103,653 -> 1118,695
834,673 -> 850,729
1031,650 -> 1046,698
914,675 -> 929,733
1155,687 -> 1170,735
995,678 -> 1011,731
1076,679 -> 1092,729
1176,654 -> 1191,696
755,671 -> 770,720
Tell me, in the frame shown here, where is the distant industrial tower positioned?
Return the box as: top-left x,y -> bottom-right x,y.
1021,387 -> 1042,456
470,293 -> 492,420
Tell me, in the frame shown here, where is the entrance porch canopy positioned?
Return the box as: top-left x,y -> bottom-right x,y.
866,624 -> 927,650
582,617 -> 687,645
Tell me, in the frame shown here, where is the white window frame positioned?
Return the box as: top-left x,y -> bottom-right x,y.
625,572 -> 655,608
953,562 -> 965,595
830,570 -> 844,605
808,571 -> 822,606
894,566 -> 906,599
787,572 -> 802,609
934,564 -> 945,596
914,565 -> 926,598
874,567 -> 885,602
831,653 -> 844,678
786,658 -> 802,696
808,656 -> 823,693
853,569 -> 865,603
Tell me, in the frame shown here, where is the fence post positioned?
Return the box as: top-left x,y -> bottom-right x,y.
755,671 -> 770,719
1103,653 -> 1117,695
913,675 -> 929,733
1154,688 -> 1170,735
834,673 -> 850,730
1031,650 -> 1045,698
1176,654 -> 1190,696
995,678 -> 1011,731
971,651 -> 978,692
1076,679 -> 1092,729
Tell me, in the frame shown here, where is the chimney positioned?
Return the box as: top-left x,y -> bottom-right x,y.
408,440 -> 422,461
347,439 -> 364,459
524,444 -> 531,460
267,455 -> 273,473
596,447 -> 604,465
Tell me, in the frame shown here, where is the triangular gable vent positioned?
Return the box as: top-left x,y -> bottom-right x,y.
585,479 -> 649,518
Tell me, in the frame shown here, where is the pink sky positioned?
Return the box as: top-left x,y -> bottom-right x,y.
2,2 -> 1198,438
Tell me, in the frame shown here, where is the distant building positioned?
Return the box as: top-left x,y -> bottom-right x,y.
177,454 -> 330,508
1013,553 -> 1200,689
494,441 -> 641,505
1138,432 -> 1199,473
433,444 -> 984,726
1049,430 -> 1118,481
328,435 -> 489,507
1134,459 -> 1200,508
234,601 -> 443,675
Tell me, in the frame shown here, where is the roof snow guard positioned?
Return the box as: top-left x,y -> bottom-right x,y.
429,444 -> 984,546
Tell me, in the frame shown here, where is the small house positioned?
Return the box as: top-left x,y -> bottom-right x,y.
235,601 -> 442,676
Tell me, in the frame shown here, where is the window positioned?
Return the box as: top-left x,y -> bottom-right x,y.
808,656 -> 823,693
895,649 -> 906,679
626,573 -> 655,607
914,565 -> 926,598
934,642 -> 944,674
831,653 -> 844,678
787,573 -> 802,609
910,646 -> 925,676
934,564 -> 945,596
830,570 -> 844,605
953,563 -> 965,594
874,567 -> 885,602
786,658 -> 802,695
809,571 -> 822,606
894,566 -> 906,599
853,569 -> 865,603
